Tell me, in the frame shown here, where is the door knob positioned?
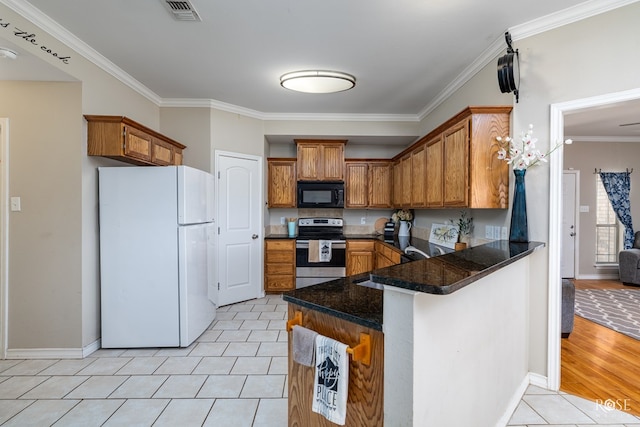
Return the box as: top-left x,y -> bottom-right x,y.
252,234 -> 259,239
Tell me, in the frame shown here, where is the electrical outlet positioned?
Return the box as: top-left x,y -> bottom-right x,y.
280,216 -> 285,225
501,227 -> 508,240
360,217 -> 366,225
494,226 -> 502,239
485,225 -> 492,239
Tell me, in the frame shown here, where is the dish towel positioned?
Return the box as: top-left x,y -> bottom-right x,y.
308,240 -> 320,262
319,240 -> 332,262
307,240 -> 332,262
312,334 -> 349,425
292,325 -> 318,367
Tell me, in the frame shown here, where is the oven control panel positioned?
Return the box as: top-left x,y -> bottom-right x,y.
298,218 -> 343,227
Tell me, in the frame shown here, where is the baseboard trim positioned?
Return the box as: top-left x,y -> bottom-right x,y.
576,273 -> 620,280
496,375 -> 530,427
6,339 -> 101,359
528,372 -> 550,389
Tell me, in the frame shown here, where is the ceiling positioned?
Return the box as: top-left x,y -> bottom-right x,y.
1,0 -> 639,142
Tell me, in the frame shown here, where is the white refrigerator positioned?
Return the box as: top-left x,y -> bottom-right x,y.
98,165 -> 217,348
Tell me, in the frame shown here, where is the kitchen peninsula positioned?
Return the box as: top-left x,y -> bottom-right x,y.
283,240 -> 544,426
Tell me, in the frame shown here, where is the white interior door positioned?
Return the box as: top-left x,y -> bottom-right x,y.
216,151 -> 262,306
561,171 -> 578,278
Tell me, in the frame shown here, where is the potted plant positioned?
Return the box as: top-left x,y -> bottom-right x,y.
452,210 -> 473,249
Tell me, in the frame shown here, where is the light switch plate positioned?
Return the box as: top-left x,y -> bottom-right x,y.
579,205 -> 590,213
10,197 -> 20,212
360,217 -> 366,225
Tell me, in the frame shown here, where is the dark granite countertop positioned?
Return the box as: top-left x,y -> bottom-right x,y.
265,233 -> 452,260
282,240 -> 544,330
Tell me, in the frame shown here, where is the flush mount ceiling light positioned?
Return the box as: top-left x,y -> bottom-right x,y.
497,32 -> 520,103
280,70 -> 356,94
0,47 -> 18,60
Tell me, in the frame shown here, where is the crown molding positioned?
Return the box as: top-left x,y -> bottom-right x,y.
509,0 -> 640,41
417,0 -> 639,122
0,0 -> 162,105
3,0 -> 637,122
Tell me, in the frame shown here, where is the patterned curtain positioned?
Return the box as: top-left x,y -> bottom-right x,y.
599,172 -> 634,249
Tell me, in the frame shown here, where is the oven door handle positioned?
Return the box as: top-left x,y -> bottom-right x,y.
296,240 -> 346,249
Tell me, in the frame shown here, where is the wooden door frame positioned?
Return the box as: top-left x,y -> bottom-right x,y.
548,87 -> 640,390
0,118 -> 9,359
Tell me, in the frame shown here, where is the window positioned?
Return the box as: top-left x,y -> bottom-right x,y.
595,174 -> 621,263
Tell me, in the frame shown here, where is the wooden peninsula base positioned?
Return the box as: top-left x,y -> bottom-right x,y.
287,304 -> 384,427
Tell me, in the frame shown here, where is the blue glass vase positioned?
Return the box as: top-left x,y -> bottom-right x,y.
509,169 -> 528,242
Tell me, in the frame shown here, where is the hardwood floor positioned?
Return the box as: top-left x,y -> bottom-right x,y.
561,279 -> 640,416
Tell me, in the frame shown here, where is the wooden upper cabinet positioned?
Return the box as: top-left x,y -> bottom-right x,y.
399,153 -> 412,207
85,115 -> 185,166
345,162 -> 369,208
426,135 -> 444,207
267,158 -> 297,208
345,160 -> 393,208
410,144 -> 427,207
295,139 -> 346,181
443,119 -> 470,207
393,106 -> 511,209
368,161 -> 393,208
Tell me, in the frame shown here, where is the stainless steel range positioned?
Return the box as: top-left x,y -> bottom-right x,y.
295,218 -> 346,288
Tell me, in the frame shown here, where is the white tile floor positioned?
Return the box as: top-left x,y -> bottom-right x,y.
0,294 -> 639,426
507,385 -> 640,426
0,294 -> 288,426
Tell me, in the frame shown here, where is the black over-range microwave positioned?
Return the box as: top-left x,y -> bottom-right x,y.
297,181 -> 344,209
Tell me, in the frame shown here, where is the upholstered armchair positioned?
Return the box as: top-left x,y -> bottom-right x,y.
619,231 -> 640,286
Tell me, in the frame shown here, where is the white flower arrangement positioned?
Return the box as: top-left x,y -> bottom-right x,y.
496,124 -> 572,170
391,209 -> 413,223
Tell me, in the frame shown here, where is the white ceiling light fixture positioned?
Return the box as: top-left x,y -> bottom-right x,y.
0,48 -> 18,60
280,70 -> 356,94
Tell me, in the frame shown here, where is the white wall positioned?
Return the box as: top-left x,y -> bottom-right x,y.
0,82 -> 83,349
384,250 -> 534,426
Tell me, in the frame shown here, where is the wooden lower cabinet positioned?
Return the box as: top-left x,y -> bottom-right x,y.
374,241 -> 401,268
264,239 -> 295,292
288,304 -> 384,426
346,240 -> 375,276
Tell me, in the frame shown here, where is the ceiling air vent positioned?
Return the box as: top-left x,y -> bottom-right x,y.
162,0 -> 201,21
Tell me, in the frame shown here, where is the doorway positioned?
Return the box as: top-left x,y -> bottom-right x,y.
214,150 -> 263,306
548,87 -> 640,390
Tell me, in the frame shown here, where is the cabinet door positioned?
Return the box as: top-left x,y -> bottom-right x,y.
400,154 -> 412,207
443,119 -> 469,207
426,135 -> 443,207
322,143 -> 345,181
347,241 -> 375,276
411,145 -> 427,207
152,139 -> 174,166
268,160 -> 297,208
392,161 -> 402,207
369,162 -> 393,208
296,143 -> 320,180
124,125 -> 153,162
345,162 -> 369,208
